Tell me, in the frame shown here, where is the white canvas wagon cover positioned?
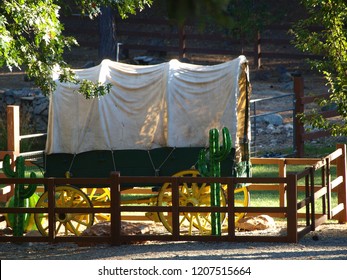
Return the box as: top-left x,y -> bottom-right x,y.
46,55 -> 250,161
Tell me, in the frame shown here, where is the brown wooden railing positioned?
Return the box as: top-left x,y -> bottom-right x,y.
0,145 -> 346,244
251,144 -> 347,237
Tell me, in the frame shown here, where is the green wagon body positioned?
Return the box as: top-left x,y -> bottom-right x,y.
44,147 -> 237,179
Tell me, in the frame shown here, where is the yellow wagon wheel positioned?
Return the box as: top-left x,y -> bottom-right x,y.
157,169 -> 227,235
82,187 -> 111,223
34,186 -> 94,236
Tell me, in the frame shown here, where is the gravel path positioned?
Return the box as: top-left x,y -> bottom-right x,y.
1,224 -> 346,260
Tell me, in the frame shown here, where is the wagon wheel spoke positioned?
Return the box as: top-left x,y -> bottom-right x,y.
67,220 -> 80,236
71,215 -> 92,228
55,222 -> 63,235
94,213 -> 111,223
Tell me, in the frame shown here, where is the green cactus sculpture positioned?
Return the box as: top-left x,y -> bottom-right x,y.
198,127 -> 232,235
3,154 -> 37,236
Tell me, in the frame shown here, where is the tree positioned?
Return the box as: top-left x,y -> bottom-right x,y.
292,0 -> 347,136
0,0 -> 152,96
98,6 -> 117,60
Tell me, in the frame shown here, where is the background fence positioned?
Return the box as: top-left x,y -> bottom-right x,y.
61,15 -> 318,68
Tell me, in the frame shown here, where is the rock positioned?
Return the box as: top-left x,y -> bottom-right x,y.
266,124 -> 275,133
284,124 -> 293,130
33,96 -> 49,115
1,87 -> 48,131
4,91 -> 15,104
258,114 -> 283,126
257,128 -> 264,134
271,128 -> 282,134
25,230 -> 41,237
0,227 -> 13,235
78,221 -> 152,246
236,215 -> 276,231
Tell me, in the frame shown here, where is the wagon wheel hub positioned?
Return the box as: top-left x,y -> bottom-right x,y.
56,213 -> 71,223
185,198 -> 199,207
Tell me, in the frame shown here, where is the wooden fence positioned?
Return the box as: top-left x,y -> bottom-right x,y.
62,15 -> 315,68
250,144 -> 347,225
0,144 -> 346,244
293,75 -> 339,157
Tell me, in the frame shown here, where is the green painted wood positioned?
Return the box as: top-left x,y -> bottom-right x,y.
45,147 -> 236,180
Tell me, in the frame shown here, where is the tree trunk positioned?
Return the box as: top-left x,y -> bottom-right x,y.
98,7 -> 117,60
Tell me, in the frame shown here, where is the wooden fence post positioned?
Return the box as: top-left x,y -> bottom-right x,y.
110,172 -> 121,245
293,75 -> 305,157
178,24 -> 186,59
336,144 -> 347,223
287,173 -> 298,243
254,31 -> 261,68
0,105 -> 20,202
47,177 -> 56,242
6,105 -> 20,156
279,159 -> 287,208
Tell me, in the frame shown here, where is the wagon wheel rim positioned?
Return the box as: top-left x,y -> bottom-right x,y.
82,187 -> 111,223
34,186 -> 94,236
157,169 -> 227,235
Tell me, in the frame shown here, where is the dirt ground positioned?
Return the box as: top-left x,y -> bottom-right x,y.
0,219 -> 347,260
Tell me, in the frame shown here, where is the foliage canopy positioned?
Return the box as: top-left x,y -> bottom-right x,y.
0,0 -> 152,96
292,0 -> 347,136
